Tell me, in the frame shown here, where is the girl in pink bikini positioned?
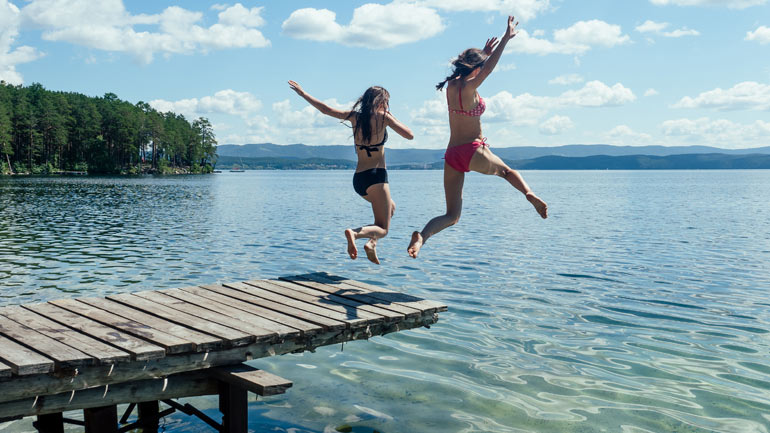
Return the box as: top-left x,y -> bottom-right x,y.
408,16 -> 548,258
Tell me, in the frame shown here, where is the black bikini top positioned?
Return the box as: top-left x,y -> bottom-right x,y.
357,130 -> 388,157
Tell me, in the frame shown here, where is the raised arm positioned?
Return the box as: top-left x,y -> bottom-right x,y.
467,16 -> 518,88
385,111 -> 414,140
288,80 -> 353,120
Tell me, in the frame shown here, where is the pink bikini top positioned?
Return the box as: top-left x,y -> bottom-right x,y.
448,85 -> 486,117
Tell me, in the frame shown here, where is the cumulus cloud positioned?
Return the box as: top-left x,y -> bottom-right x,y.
282,3 -> 444,49
649,0 -> 767,8
0,0 -> 43,84
539,115 -> 574,135
406,0 -> 551,21
19,1 -> 269,64
644,88 -> 659,96
673,81 -> 770,110
509,20 -> 630,55
746,26 -> 770,44
635,20 -> 700,37
661,117 -> 770,147
149,89 -> 263,120
549,73 -> 583,85
605,125 -> 653,145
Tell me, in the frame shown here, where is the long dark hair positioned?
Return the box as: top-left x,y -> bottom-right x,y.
347,86 -> 389,144
436,48 -> 487,91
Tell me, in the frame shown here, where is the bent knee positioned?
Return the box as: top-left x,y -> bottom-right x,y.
447,213 -> 461,226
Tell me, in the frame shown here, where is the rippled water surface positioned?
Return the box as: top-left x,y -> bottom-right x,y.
1,170 -> 769,433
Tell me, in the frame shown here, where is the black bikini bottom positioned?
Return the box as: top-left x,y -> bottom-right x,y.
352,168 -> 388,197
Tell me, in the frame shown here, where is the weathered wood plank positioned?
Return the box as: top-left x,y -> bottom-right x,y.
222,281 -> 375,327
0,371 -> 217,419
108,292 -> 255,348
170,286 -> 321,335
0,333 -> 53,375
0,306 -> 130,364
0,313 -> 93,369
157,288 -> 301,338
0,360 -> 11,379
210,364 -> 292,396
49,299 -> 193,355
76,297 -> 221,353
199,284 -> 347,331
290,273 -> 448,313
22,303 -> 165,362
247,279 -> 404,322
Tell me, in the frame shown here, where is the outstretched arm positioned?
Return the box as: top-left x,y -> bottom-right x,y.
288,80 -> 353,120
385,112 -> 414,140
467,16 -> 518,88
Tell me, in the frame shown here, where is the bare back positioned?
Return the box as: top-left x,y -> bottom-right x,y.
350,111 -> 388,172
446,79 -> 484,147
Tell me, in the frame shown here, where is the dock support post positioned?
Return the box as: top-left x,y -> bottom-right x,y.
84,405 -> 118,433
219,382 -> 248,433
138,401 -> 160,432
34,412 -> 64,433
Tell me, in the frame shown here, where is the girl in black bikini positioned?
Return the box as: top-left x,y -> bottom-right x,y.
288,81 -> 414,264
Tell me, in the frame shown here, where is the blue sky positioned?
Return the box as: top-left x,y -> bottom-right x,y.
1,0 -> 769,149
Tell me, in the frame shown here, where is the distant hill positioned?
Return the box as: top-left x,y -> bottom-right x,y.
216,155 -> 355,170
505,153 -> 770,170
217,142 -> 770,166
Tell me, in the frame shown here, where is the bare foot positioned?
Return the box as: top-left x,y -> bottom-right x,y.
526,192 -> 548,219
344,229 -> 358,260
407,231 -> 423,258
364,239 -> 380,265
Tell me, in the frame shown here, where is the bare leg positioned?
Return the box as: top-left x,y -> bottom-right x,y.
470,147 -> 548,219
408,163 -> 465,258
348,183 -> 392,264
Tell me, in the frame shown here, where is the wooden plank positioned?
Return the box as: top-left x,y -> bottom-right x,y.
247,279 -> 404,322
280,275 -> 423,317
157,288 -> 301,338
108,292 -> 256,348
0,314 -> 93,369
222,281 -> 376,327
168,286 -> 320,335
0,333 -> 53,375
210,364 -> 292,396
49,298 -> 193,355
22,303 -> 165,362
290,273 -> 448,313
75,298 -> 220,353
0,306 -> 130,364
199,284 -> 347,331
0,371 -> 217,419
0,359 -> 11,379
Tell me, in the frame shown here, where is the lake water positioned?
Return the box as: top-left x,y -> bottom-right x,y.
1,170 -> 769,433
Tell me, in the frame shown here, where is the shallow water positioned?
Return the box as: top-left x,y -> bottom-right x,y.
1,170 -> 769,433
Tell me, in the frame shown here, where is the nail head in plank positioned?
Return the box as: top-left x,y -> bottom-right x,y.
22,302 -> 165,362
0,306 -> 130,364
210,364 -> 292,396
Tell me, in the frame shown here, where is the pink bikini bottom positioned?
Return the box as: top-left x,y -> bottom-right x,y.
444,140 -> 488,173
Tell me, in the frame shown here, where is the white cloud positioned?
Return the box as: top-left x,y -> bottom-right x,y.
605,125 -> 653,145
559,80 -> 636,107
510,20 -> 630,55
746,26 -> 770,44
650,0 -> 767,8
673,81 -> 770,110
406,0 -> 551,21
149,89 -> 263,120
497,63 -> 517,71
548,73 -> 583,85
644,88 -> 659,96
0,0 -> 43,84
635,20 -> 700,37
282,3 -> 444,49
19,1 -> 269,64
539,115 -> 574,135
661,117 -> 770,147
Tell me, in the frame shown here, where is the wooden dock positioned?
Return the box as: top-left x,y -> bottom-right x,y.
0,272 -> 446,432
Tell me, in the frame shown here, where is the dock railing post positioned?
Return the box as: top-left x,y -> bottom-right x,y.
219,382 -> 248,433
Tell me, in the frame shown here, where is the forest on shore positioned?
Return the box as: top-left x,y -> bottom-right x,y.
0,82 -> 217,175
